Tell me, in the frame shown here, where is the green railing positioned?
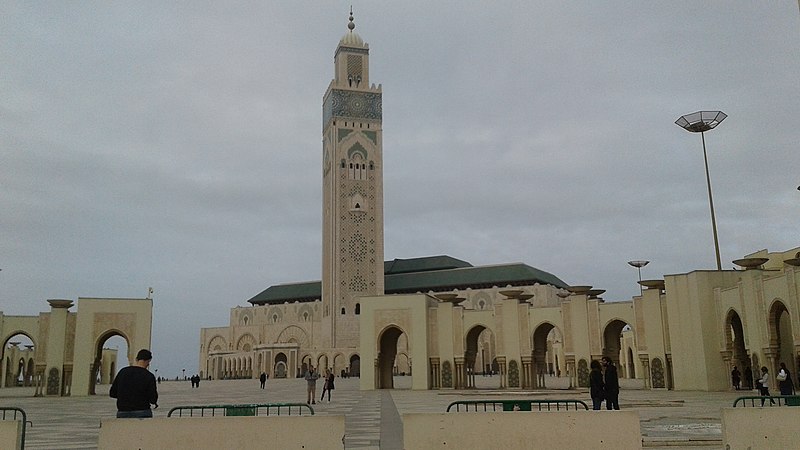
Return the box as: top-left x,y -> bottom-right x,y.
0,407 -> 29,450
733,395 -> 800,407
446,399 -> 589,412
167,403 -> 314,417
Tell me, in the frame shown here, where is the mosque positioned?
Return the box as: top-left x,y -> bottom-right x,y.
198,13 -> 800,392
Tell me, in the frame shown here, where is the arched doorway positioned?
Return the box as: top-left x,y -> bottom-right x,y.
377,326 -> 404,389
602,319 -> 631,367
2,333 -> 36,389
349,354 -> 360,377
725,309 -> 748,388
769,300 -> 795,374
464,325 -> 498,389
274,353 -> 288,378
531,323 -> 562,389
90,331 -> 129,395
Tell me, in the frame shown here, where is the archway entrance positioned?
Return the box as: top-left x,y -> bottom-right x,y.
377,326 -> 404,389
274,353 -> 288,378
532,323 -> 562,389
2,333 -> 36,389
602,320 -> 631,381
464,325 -> 498,389
349,354 -> 360,377
90,331 -> 129,395
725,310 -> 749,388
769,301 -> 795,373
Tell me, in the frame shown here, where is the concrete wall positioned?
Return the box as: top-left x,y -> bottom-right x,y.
98,415 -> 345,450
722,407 -> 800,449
403,411 -> 641,449
0,420 -> 22,450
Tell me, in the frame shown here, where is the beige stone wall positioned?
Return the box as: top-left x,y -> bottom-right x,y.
403,411 -> 642,449
722,407 -> 800,449
98,415 -> 346,450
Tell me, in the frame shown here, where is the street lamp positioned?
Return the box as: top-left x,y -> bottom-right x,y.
675,110 -> 727,271
182,368 -> 185,380
627,260 -> 650,296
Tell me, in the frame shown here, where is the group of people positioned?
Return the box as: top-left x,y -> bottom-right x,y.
189,374 -> 201,388
735,363 -> 796,406
589,356 -> 620,410
304,366 -> 335,404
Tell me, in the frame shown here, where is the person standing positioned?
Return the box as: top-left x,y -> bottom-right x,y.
731,366 -> 741,390
589,360 -> 605,410
304,366 -> 319,405
260,372 -> 267,389
777,362 -> 795,396
601,356 -> 620,410
109,349 -> 159,418
757,366 -> 776,406
322,369 -> 335,402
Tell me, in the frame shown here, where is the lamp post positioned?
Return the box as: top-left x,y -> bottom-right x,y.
628,260 -> 650,296
182,368 -> 185,380
675,110 -> 727,270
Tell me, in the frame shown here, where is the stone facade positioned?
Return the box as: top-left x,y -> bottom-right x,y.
199,14 -> 800,392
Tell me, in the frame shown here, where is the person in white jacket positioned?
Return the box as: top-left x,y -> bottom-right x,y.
758,366 -> 776,406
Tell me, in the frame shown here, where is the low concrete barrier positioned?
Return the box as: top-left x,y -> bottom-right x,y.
722,407 -> 800,449
0,420 -> 22,450
98,415 -> 345,450
403,411 -> 641,449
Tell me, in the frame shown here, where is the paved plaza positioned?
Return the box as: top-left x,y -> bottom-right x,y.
0,375 -> 749,449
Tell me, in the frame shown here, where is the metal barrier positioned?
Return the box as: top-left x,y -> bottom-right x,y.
446,399 -> 589,412
0,407 -> 29,450
733,395 -> 800,407
167,403 -> 314,417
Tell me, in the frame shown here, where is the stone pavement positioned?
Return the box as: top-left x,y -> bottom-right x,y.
0,375 -> 751,449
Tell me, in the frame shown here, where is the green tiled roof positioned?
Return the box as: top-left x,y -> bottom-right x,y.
247,256 -> 568,305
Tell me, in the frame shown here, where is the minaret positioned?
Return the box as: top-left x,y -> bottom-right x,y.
321,10 -> 384,349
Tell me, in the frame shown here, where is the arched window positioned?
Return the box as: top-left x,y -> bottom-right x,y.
272,314 -> 278,324
355,303 -> 361,315
303,312 -> 309,322
341,307 -> 346,315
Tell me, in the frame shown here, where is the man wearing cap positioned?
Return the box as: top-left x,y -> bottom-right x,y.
110,349 -> 159,418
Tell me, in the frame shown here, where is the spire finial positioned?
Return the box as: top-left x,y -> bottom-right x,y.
348,6 -> 355,31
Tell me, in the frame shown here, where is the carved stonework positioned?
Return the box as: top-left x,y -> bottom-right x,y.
324,90 -> 382,124
442,361 -> 453,388
46,367 -> 60,395
651,358 -> 665,388
508,360 -> 520,388
375,309 -> 411,335
94,313 -> 136,341
577,359 -> 589,388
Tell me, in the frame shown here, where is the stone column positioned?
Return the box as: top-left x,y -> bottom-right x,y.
44,299 -> 73,396
521,355 -> 533,389
497,356 -> 507,389
454,356 -> 465,389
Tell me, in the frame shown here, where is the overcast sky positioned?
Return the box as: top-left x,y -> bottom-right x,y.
2,2 -> 799,378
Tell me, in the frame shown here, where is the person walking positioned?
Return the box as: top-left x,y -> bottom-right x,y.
260,372 -> 267,389
757,366 -> 776,406
109,349 -> 159,418
589,360 -> 604,410
731,366 -> 741,390
304,366 -> 319,405
601,356 -> 620,410
777,362 -> 795,396
321,369 -> 335,402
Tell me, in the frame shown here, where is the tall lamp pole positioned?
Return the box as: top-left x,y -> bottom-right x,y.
675,110 -> 727,271
628,260 -> 650,296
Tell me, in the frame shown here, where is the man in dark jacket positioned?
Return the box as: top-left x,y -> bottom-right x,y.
601,356 -> 620,410
110,349 -> 159,418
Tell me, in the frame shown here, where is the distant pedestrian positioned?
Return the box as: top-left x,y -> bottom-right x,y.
109,349 -> 159,418
601,356 -> 620,410
589,360 -> 604,410
260,372 -> 267,389
777,362 -> 795,396
757,366 -> 776,406
321,369 -> 335,402
304,366 -> 319,405
731,366 -> 741,390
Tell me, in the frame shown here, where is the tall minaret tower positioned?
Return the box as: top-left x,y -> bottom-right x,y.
321,10 -> 384,349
